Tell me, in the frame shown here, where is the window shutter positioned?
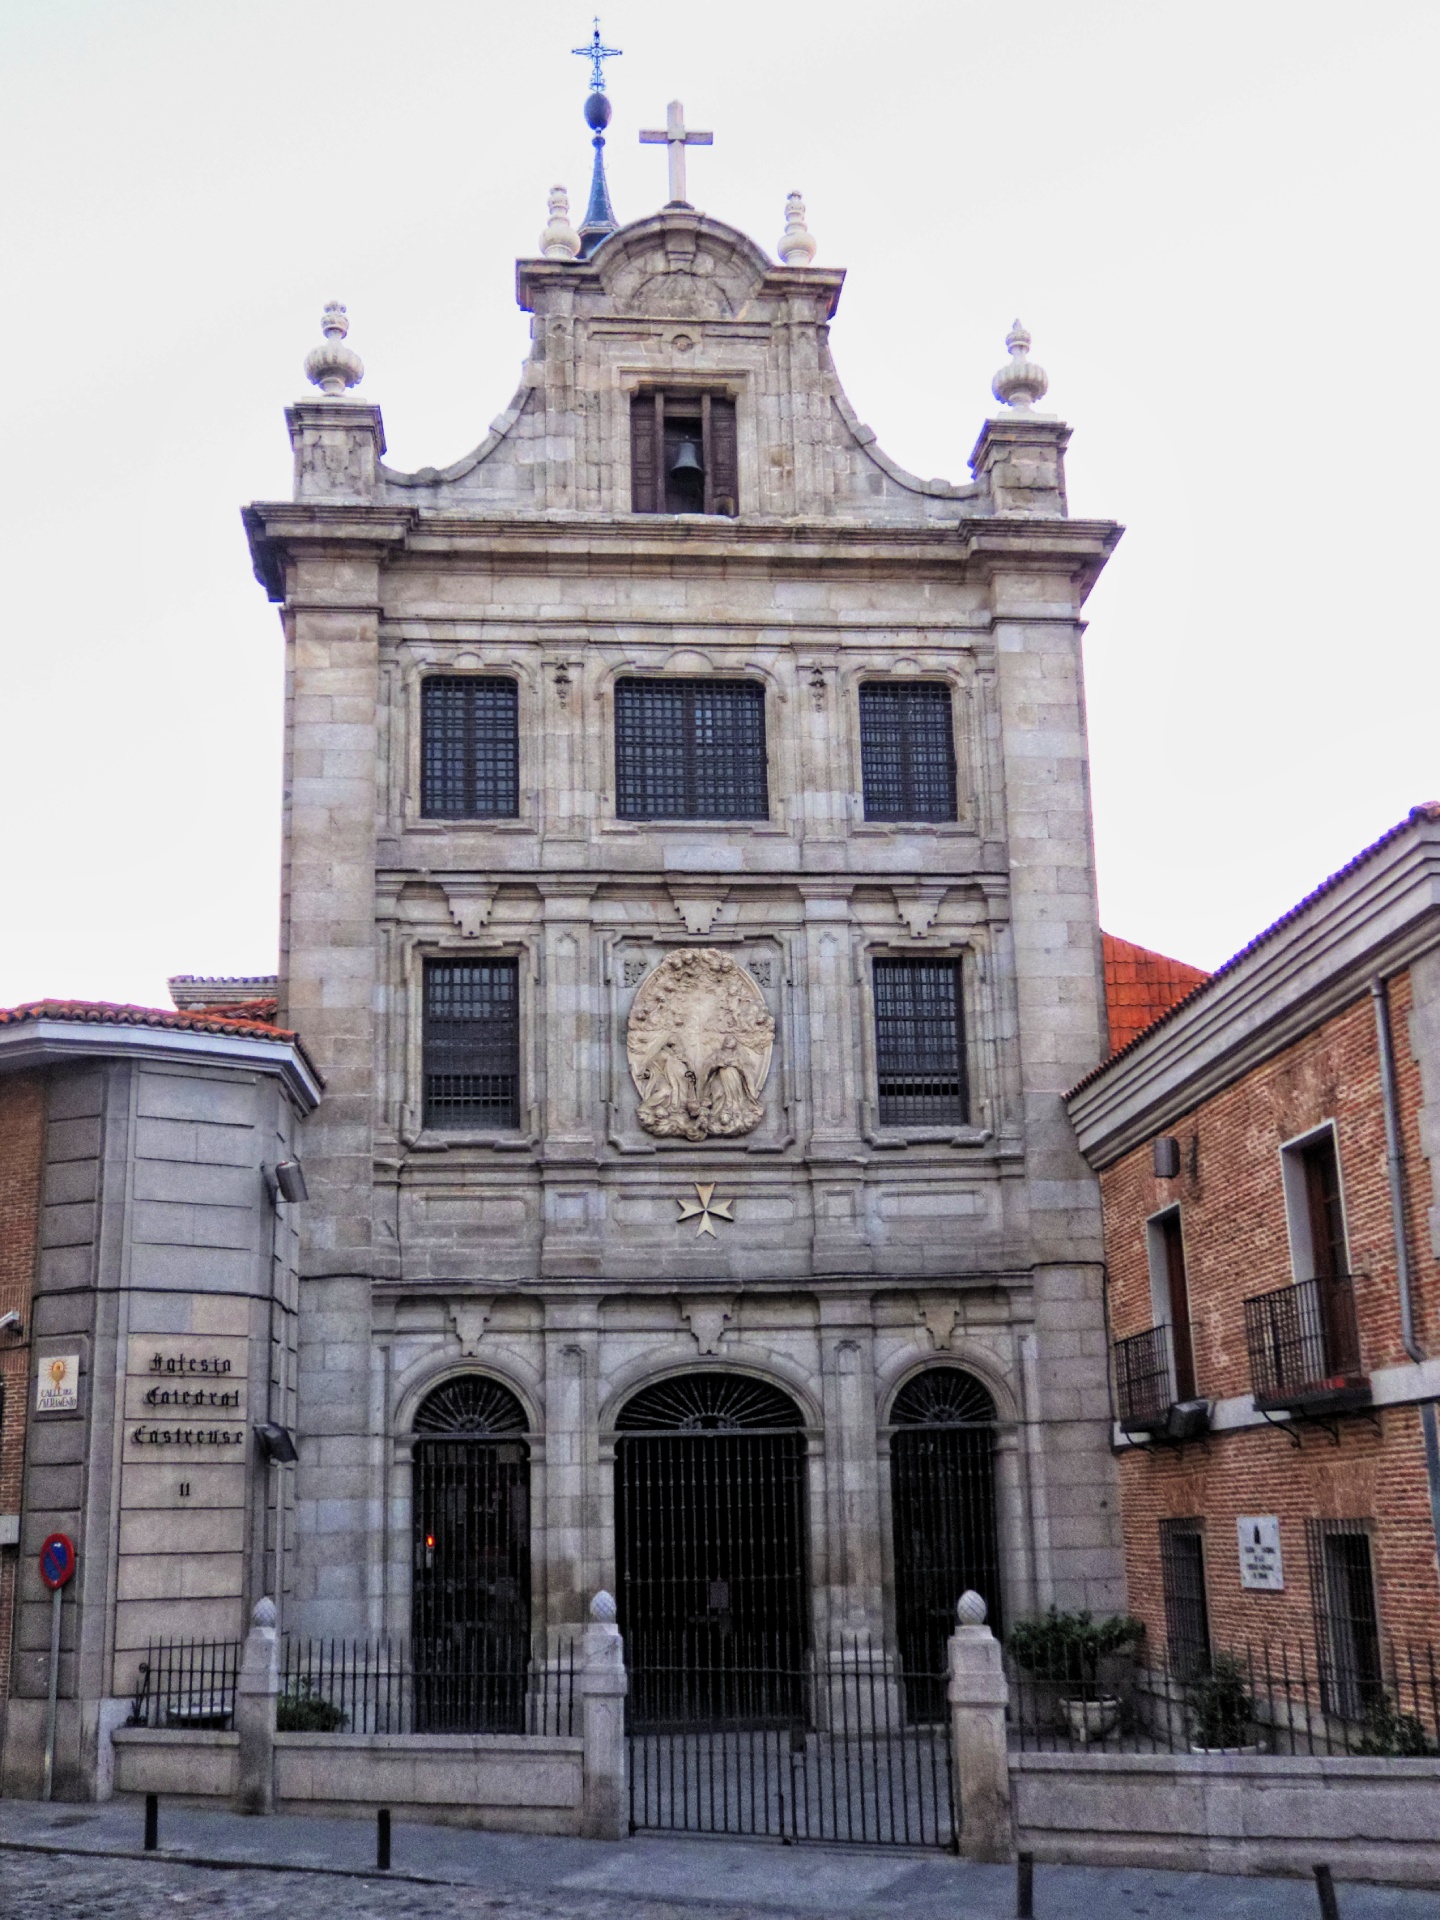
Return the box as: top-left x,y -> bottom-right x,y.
630,394 -> 659,512
709,397 -> 738,515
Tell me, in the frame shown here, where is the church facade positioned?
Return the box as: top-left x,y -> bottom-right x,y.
241,157 -> 1125,1699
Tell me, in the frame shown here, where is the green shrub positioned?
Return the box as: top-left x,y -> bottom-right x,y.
1188,1654 -> 1252,1749
1005,1608 -> 1145,1694
277,1679 -> 348,1733
1355,1693 -> 1433,1757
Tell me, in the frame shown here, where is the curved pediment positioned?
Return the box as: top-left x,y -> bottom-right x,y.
592,213 -> 772,320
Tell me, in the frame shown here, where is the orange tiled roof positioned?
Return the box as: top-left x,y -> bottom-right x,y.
1102,932 -> 1210,1055
0,999 -> 294,1043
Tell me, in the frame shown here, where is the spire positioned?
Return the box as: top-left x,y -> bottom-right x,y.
572,19 -> 622,256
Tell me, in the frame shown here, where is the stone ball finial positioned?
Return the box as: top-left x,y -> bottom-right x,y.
956,1589 -> 988,1626
303,301 -> 365,398
541,185 -> 583,261
778,191 -> 817,267
252,1595 -> 277,1629
590,1589 -> 618,1623
991,318 -> 1049,411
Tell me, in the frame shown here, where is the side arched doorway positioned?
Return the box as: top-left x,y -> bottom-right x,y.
889,1367 -> 1002,1720
411,1374 -> 530,1732
615,1372 -> 808,1726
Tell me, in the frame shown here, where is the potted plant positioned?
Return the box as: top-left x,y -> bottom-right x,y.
276,1677 -> 348,1733
1007,1608 -> 1145,1743
1356,1692 -> 1432,1757
1188,1653 -> 1258,1753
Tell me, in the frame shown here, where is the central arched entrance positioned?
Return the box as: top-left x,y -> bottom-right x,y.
615,1371 -> 808,1726
889,1367 -> 1002,1721
411,1374 -> 530,1732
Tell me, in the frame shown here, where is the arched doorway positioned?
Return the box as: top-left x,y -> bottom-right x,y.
411,1374 -> 530,1732
615,1372 -> 808,1725
889,1367 -> 1001,1720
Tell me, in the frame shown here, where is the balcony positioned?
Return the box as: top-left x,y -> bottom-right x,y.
1243,1274 -> 1370,1417
1113,1324 -> 1210,1442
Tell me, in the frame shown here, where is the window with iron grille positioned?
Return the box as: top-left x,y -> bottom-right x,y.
420,676 -> 519,819
423,959 -> 520,1130
630,392 -> 739,515
1306,1518 -> 1383,1719
873,958 -> 968,1127
1159,1520 -> 1211,1681
614,677 -> 768,820
858,682 -> 958,822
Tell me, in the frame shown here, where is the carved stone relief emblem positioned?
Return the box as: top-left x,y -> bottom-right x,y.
627,949 -> 774,1141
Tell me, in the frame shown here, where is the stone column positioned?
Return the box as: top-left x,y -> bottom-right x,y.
233,1597 -> 278,1816
579,1591 -> 628,1840
947,1590 -> 1014,1863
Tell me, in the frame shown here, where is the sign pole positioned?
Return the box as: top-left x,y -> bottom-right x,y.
38,1532 -> 76,1802
42,1583 -> 61,1801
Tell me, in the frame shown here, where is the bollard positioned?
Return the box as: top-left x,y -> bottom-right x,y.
1016,1850 -> 1034,1919
1313,1864 -> 1340,1920
143,1794 -> 158,1852
376,1807 -> 391,1871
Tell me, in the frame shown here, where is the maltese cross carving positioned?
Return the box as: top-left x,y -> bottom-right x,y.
677,1183 -> 734,1237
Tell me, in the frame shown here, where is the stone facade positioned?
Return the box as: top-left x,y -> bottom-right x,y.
244,205 -> 1126,1655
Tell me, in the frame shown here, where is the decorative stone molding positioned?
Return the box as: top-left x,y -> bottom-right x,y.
668,887 -> 726,936
777,191 -> 817,266
443,881 -> 497,938
918,1297 -> 961,1351
990,319 -> 1048,412
540,186 -> 583,261
628,949 -> 775,1141
449,1298 -> 493,1357
304,301 -> 365,397
893,887 -> 947,939
679,1294 -> 736,1354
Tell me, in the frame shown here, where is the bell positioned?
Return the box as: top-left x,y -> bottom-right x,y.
669,438 -> 704,478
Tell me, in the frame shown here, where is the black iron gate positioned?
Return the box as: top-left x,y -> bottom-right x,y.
411,1375 -> 530,1732
617,1371 -> 956,1848
890,1368 -> 1001,1722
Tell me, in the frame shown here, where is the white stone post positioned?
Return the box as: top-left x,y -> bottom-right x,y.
579,1590 -> 628,1840
233,1597 -> 278,1816
947,1590 -> 1014,1863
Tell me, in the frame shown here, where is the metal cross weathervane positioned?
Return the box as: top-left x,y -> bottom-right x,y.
640,100 -> 713,207
677,1182 -> 733,1237
573,18 -> 622,93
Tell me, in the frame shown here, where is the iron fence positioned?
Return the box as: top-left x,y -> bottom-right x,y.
1113,1324 -> 1175,1431
627,1631 -> 956,1848
279,1633 -> 577,1736
128,1638 -> 240,1729
1244,1274 -> 1365,1409
1007,1634 -> 1440,1756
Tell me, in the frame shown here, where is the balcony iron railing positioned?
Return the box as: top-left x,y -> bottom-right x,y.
1244,1275 -> 1368,1413
1112,1322 -> 1210,1441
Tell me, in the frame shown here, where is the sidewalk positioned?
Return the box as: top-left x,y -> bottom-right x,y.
0,1797 -> 1433,1919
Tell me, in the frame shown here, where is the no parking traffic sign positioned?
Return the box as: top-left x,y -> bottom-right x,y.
39,1533 -> 75,1590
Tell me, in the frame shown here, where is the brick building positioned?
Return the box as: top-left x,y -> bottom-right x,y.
1068,805 -> 1440,1708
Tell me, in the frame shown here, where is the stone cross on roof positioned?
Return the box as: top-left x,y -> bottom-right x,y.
640,100 -> 713,207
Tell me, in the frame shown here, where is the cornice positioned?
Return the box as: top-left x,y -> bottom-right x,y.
0,1020 -> 323,1112
1067,821 -> 1440,1167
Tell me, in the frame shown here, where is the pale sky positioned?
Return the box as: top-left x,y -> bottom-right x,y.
1,1 -> 1436,1007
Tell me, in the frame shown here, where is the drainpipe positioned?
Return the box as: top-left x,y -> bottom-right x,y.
1370,976 -> 1440,1582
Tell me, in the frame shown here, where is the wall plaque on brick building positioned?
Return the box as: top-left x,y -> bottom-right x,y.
1237,1515 -> 1284,1590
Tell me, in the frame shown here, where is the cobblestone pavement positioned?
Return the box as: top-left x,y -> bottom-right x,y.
0,1801 -> 1436,1920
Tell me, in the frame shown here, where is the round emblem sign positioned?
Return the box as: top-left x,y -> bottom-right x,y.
39,1533 -> 76,1591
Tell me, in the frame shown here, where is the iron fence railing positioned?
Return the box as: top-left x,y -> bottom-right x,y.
128,1638 -> 240,1729
1007,1635 -> 1440,1756
1113,1324 -> 1175,1430
279,1634 -> 578,1736
1244,1274 -> 1365,1409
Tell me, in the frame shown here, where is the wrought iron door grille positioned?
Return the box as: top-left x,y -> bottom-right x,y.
873,959 -> 968,1126
627,1633 -> 956,1848
1307,1518 -> 1383,1721
420,676 -> 519,818
614,678 -> 768,820
889,1368 -> 1000,1719
411,1376 -> 531,1733
423,959 -> 520,1129
1159,1520 -> 1211,1681
616,1373 -> 808,1728
858,682 -> 958,822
